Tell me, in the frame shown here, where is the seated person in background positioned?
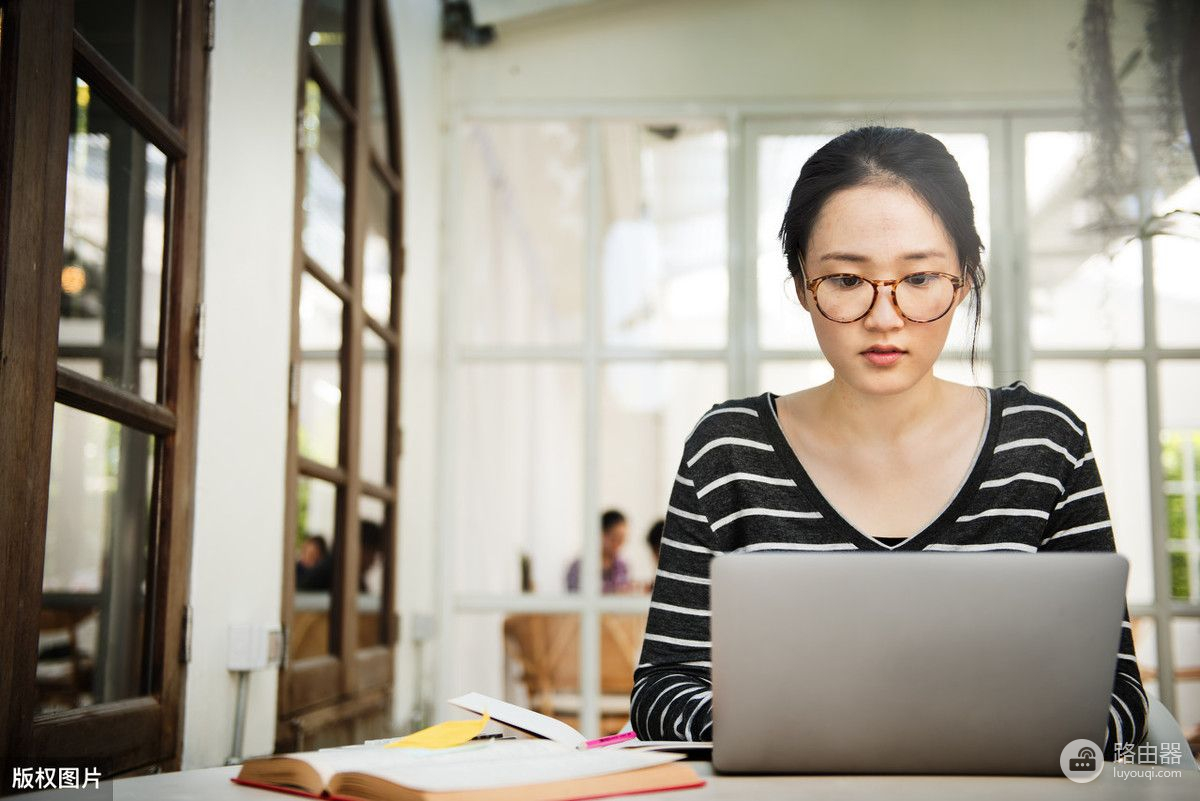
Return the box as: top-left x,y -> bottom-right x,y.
295,534 -> 332,591
643,519 -> 664,592
566,509 -> 633,593
647,519 -> 663,563
631,126 -> 1147,757
359,521 -> 385,594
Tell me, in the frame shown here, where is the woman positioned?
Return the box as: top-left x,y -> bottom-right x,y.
630,126 -> 1147,761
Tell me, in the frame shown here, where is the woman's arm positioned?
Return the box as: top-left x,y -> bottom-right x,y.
631,452 -> 717,741
1039,423 -> 1149,761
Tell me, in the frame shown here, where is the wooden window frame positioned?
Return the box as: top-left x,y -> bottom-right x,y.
0,0 -> 208,776
277,0 -> 404,748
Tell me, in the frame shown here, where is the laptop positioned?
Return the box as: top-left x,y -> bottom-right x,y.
710,552 -> 1128,775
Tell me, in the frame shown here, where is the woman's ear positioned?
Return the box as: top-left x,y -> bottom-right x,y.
953,273 -> 973,309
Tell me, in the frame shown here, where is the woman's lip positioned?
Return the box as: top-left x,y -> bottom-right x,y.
863,351 -> 904,366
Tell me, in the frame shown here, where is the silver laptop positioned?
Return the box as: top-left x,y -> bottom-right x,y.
711,552 -> 1128,775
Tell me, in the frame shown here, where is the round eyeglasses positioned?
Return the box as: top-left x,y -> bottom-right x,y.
805,271 -> 965,324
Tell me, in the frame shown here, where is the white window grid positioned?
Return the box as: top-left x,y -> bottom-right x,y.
437,103 -> 1200,737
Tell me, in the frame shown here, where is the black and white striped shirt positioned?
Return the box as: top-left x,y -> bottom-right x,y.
631,381 -> 1148,761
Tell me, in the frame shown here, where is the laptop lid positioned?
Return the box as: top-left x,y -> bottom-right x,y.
711,552 -> 1128,775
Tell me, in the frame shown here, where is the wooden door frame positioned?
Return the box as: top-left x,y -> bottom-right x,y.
0,0 -> 208,775
278,0 -> 403,748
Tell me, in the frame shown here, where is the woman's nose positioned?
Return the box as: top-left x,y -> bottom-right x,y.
863,285 -> 905,330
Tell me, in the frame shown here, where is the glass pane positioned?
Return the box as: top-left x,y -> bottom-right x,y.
596,362 -> 726,594
307,0 -> 346,93
1026,131 -> 1143,349
298,273 -> 343,466
449,613 -> 509,705
369,27 -> 391,163
1172,618 -> 1200,747
302,80 -> 347,281
454,611 -> 638,735
599,121 -> 727,348
1131,616 -> 1158,701
453,364 -> 583,594
460,122 -> 585,346
1160,361 -> 1200,603
360,327 -> 390,486
40,404 -> 153,713
61,79 -> 167,403
364,172 -> 394,323
757,134 -> 825,351
74,0 -> 173,116
293,477 -> 338,659
1152,165 -> 1200,347
357,496 -> 388,648
1031,361 -> 1152,604
757,131 -> 991,354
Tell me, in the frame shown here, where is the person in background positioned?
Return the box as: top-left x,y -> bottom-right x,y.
566,509 -> 633,593
642,519 -> 665,593
295,534 -> 332,591
646,519 -> 664,563
359,521 -> 386,594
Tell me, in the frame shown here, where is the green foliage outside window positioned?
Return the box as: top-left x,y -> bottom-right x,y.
1161,430 -> 1200,600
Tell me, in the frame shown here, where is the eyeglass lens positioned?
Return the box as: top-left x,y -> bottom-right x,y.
815,274 -> 956,322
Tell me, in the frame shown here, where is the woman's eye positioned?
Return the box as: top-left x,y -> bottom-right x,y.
831,275 -> 862,289
904,273 -> 933,287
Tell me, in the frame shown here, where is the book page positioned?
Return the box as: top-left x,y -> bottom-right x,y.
447,693 -> 586,747
339,739 -> 683,793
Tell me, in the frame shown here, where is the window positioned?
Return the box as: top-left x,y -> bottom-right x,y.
446,109 -> 1199,738
0,0 -> 207,775
278,0 -> 404,750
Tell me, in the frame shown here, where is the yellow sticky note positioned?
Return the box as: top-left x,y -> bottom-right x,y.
385,712 -> 490,749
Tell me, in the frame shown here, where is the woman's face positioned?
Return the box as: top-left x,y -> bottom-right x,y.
797,183 -> 968,397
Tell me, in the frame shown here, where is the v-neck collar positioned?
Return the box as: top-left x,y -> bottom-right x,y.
755,387 -> 1000,551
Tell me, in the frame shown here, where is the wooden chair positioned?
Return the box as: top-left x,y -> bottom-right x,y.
36,607 -> 97,709
502,613 -> 647,735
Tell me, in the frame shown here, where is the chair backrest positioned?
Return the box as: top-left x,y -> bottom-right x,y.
502,612 -> 648,714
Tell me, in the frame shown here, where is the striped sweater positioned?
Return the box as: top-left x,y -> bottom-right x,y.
631,381 -> 1148,761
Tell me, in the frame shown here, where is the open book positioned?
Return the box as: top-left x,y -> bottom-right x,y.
447,693 -> 712,752
232,739 -> 703,801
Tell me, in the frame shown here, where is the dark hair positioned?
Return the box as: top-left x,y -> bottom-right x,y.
601,509 -> 626,533
360,521 -> 385,554
646,520 -> 664,554
304,534 -> 329,557
778,126 -> 986,368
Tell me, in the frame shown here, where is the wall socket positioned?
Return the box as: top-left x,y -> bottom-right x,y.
227,623 -> 284,671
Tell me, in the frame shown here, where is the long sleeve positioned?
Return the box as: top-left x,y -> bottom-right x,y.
1039,423 -> 1149,761
630,448 -> 716,741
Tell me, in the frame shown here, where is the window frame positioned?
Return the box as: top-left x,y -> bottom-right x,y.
0,0 -> 208,775
277,0 -> 404,749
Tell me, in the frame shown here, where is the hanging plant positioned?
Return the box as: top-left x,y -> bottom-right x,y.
1077,0 -> 1200,234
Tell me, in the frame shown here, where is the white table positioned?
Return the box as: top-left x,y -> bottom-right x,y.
24,759 -> 1196,801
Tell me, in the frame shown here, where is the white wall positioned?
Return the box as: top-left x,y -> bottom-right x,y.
388,0 -> 444,735
183,0 -> 303,769
445,0 -> 1155,107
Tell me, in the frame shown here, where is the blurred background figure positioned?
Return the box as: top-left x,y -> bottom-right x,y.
566,510 -> 632,593
295,534 -> 332,591
644,519 -> 664,592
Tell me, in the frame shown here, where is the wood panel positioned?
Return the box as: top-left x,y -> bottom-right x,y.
0,0 -> 75,774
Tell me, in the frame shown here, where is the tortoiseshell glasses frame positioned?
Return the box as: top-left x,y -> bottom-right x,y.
804,271 -> 966,324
